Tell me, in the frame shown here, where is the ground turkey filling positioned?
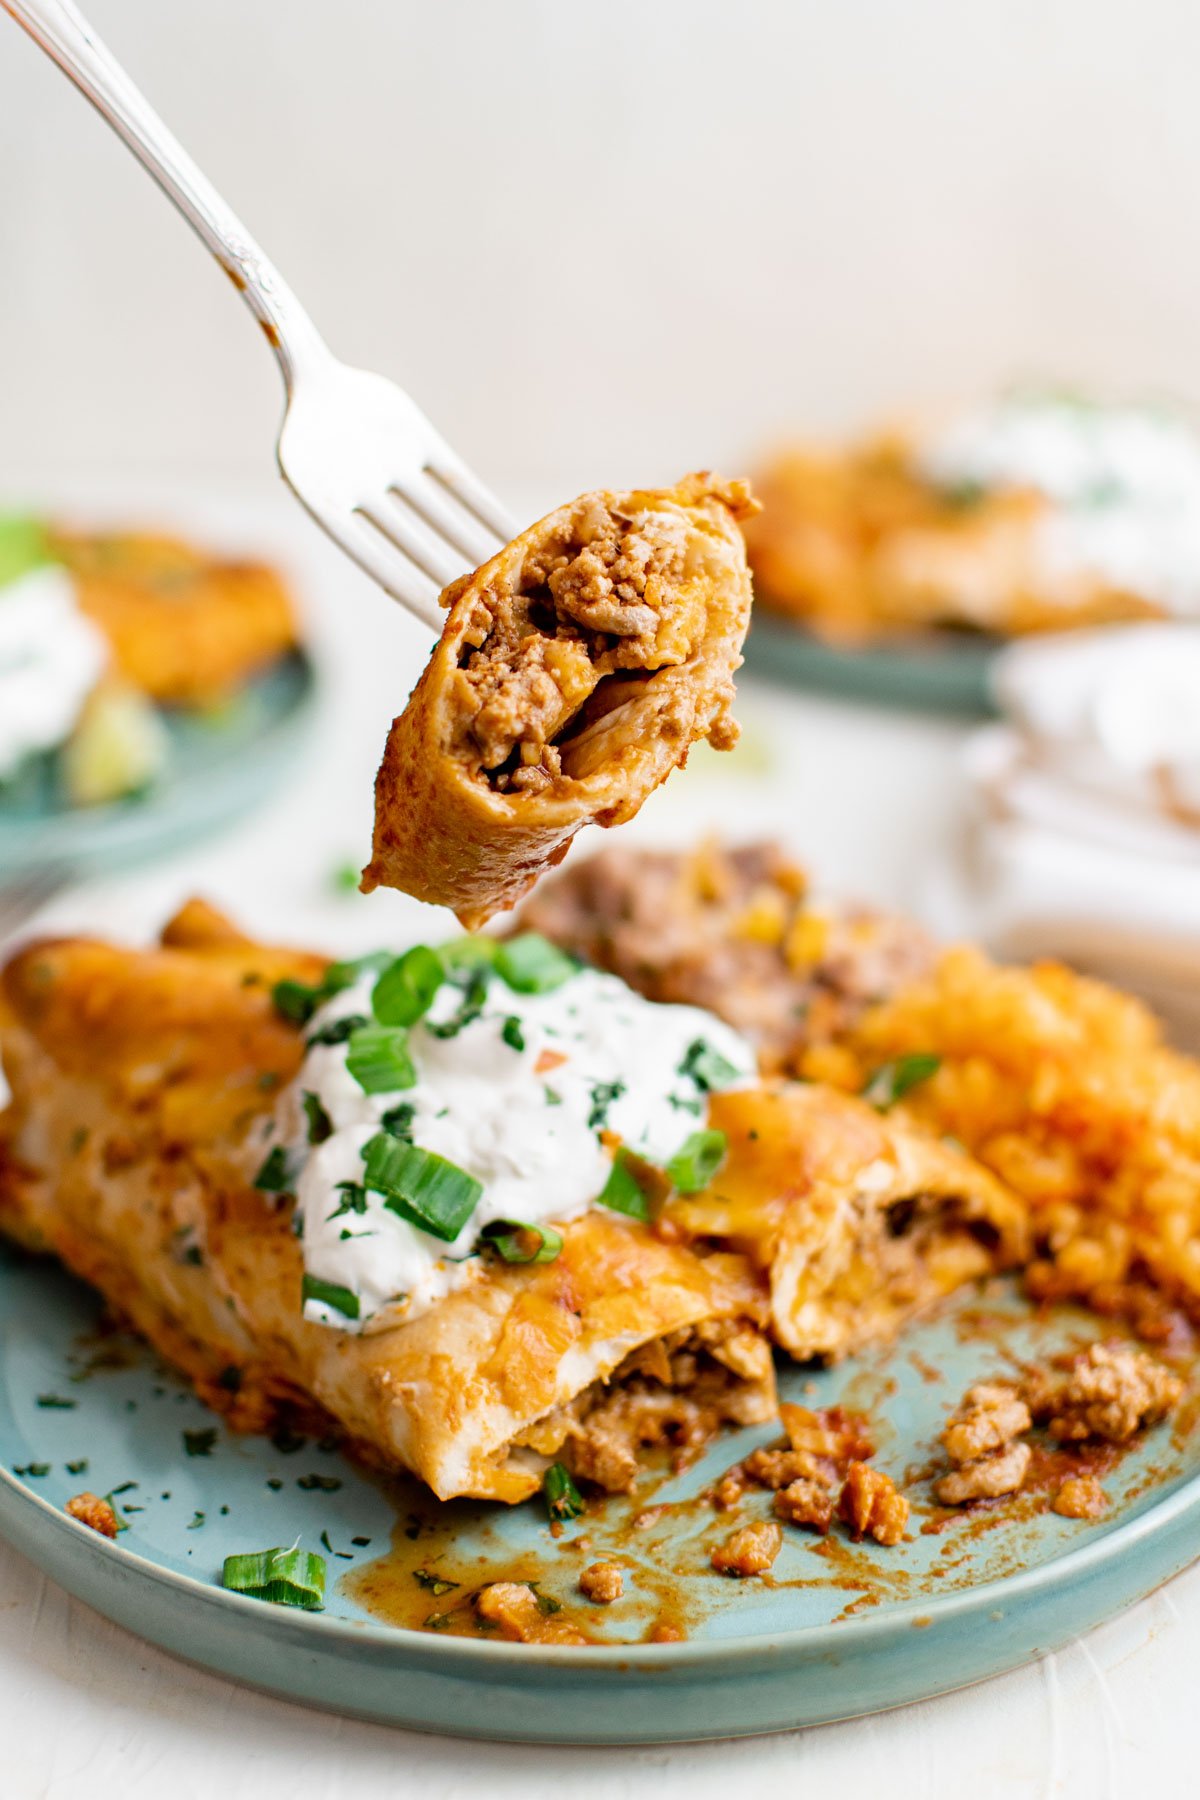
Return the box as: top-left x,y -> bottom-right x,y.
513,1322 -> 775,1494
453,500 -> 718,795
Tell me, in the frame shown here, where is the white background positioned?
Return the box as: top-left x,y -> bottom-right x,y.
4,1 -> 1200,1792
3,0 -> 1200,501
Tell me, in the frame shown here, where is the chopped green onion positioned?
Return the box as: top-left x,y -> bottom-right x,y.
596,1149 -> 652,1223
543,1462 -> 585,1521
861,1054 -> 941,1111
667,1129 -> 728,1194
501,1016 -> 526,1052
437,935 -> 500,974
678,1038 -> 741,1093
478,1219 -> 563,1264
272,979 -> 322,1025
361,1136 -> 482,1241
345,1024 -> 417,1094
425,968 -> 489,1039
302,1274 -> 361,1320
222,1545 -> 326,1610
101,1492 -> 130,1531
273,953 -> 392,1027
495,933 -> 577,995
328,1181 -> 368,1219
330,861 -> 363,894
301,1091 -> 333,1146
372,945 -> 444,1028
253,1145 -> 301,1194
306,1013 -> 368,1049
183,1428 -> 217,1457
588,1079 -> 625,1130
380,1102 -> 416,1140
413,1568 -> 460,1595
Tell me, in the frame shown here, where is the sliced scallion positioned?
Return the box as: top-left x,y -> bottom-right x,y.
253,1145 -> 301,1194
861,1054 -> 941,1111
380,1102 -> 416,1140
477,1219 -> 563,1264
361,1135 -> 481,1241
301,1091 -> 333,1146
305,1013 -> 368,1049
437,935 -> 499,975
425,967 -> 489,1040
222,1545 -> 326,1610
677,1038 -> 741,1093
666,1129 -> 727,1194
588,1079 -> 625,1130
596,1149 -> 652,1223
372,945 -> 444,1028
501,1016 -> 526,1052
301,1274 -> 361,1321
543,1462 -> 585,1521
345,1024 -> 417,1095
495,933 -> 577,995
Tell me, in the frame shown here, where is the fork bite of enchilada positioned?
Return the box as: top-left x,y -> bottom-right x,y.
364,472 -> 758,927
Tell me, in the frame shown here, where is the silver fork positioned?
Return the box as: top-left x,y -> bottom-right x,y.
3,0 -> 516,631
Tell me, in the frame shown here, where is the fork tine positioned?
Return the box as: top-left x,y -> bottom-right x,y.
425,450 -> 518,544
326,514 -> 444,632
357,498 -> 467,591
392,471 -> 502,571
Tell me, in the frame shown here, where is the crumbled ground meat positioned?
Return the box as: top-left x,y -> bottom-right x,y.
779,1402 -> 874,1464
516,841 -> 936,1071
579,1561 -> 624,1604
457,502 -> 696,788
64,1492 -> 118,1539
937,1378 -> 1033,1506
838,1462 -> 910,1545
774,1476 -> 836,1534
562,1324 -> 775,1493
935,1440 -> 1032,1505
943,1383 -> 1032,1464
718,1403 -> 882,1540
711,1520 -> 784,1577
1053,1475 -> 1109,1520
474,1583 -> 587,1645
1027,1343 -> 1183,1444
711,1467 -> 750,1511
744,1445 -> 837,1491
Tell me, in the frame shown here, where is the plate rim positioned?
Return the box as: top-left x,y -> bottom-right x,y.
4,1418 -> 1198,1674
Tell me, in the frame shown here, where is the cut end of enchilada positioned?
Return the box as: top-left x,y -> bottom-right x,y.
670,1085 -> 1029,1361
363,473 -> 758,927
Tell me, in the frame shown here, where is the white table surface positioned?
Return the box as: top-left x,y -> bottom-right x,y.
3,493 -> 1195,1799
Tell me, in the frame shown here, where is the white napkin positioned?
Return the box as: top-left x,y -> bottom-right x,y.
931,623 -> 1200,1044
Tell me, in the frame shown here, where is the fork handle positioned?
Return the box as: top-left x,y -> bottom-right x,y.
2,0 -> 327,389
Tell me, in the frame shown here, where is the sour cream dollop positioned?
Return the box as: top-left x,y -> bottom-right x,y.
0,565 -> 107,778
920,395 -> 1200,615
271,948 -> 756,1333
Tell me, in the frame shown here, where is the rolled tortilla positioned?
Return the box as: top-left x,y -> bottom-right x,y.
668,1084 -> 1030,1360
0,905 -> 773,1503
363,473 -> 757,926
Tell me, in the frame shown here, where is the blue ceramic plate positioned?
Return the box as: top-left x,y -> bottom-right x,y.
742,612 -> 999,717
0,1240 -> 1196,1744
0,651 -> 317,877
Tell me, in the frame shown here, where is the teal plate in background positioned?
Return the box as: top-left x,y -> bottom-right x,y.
0,651 -> 317,877
742,611 -> 999,717
1,1240 -> 1197,1745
